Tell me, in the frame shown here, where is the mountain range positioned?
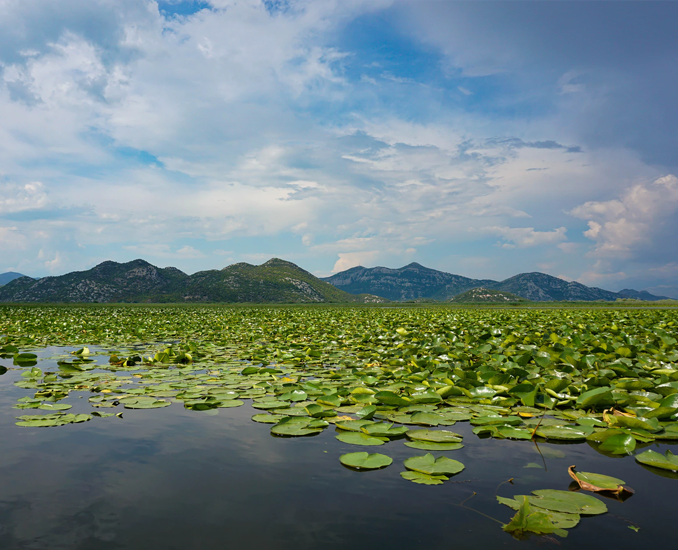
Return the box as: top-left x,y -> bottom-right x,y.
0,259 -> 383,304
0,259 -> 668,303
321,263 -> 669,302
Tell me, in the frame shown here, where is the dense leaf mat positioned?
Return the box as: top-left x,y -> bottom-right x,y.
2,305 -> 678,538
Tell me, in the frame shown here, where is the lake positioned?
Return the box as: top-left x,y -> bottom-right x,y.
1,344 -> 675,550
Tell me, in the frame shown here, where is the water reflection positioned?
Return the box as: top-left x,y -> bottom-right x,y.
0,349 -> 676,549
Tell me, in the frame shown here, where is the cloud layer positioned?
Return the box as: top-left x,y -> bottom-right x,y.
0,0 -> 676,295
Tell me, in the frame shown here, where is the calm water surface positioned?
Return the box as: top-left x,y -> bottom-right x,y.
0,348 -> 675,549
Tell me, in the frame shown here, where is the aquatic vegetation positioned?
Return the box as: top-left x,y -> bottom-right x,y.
1,304 -> 678,539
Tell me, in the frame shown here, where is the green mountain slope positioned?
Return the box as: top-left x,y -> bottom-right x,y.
0,260 -> 188,303
171,259 -> 382,303
449,287 -> 527,303
0,258 -> 385,304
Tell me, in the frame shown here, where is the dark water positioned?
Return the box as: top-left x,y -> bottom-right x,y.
0,349 -> 675,550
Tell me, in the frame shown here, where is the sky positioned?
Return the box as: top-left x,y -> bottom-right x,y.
1,0 -> 677,296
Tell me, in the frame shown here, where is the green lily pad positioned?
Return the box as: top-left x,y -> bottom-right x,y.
471,415 -> 523,426
403,453 -> 465,475
403,441 -> 464,451
251,413 -> 286,423
535,425 -> 593,441
409,412 -> 446,426
361,422 -> 408,437
271,417 -> 324,437
576,387 -> 614,409
530,489 -> 607,515
336,420 -> 372,432
635,449 -> 678,471
400,471 -> 449,485
502,496 -> 567,538
252,401 -> 290,410
335,432 -> 386,446
123,398 -> 171,409
500,496 -> 574,538
598,433 -> 636,454
406,429 -> 463,443
339,452 -> 392,470
38,403 -> 72,411
496,426 -> 533,440
356,405 -> 377,419
214,399 -> 243,408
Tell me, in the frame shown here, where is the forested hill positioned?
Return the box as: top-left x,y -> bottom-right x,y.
0,259 -> 385,304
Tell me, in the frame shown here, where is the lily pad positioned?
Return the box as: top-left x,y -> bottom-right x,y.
336,432 -> 386,446
251,413 -> 286,423
361,423 -> 408,438
403,453 -> 465,476
530,489 -> 607,515
635,449 -> 678,472
339,452 -> 392,470
400,471 -> 449,485
598,433 -> 636,454
502,496 -> 568,538
568,466 -> 633,495
271,417 -> 324,437
535,425 -> 593,441
406,429 -> 462,443
501,496 -> 572,538
404,441 -> 464,451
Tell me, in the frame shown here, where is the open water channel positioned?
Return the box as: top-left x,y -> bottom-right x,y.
0,347 -> 675,550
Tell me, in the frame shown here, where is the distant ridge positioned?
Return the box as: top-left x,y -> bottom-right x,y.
0,259 -> 669,303
322,264 -> 668,302
321,263 -> 496,302
0,259 -> 385,304
0,272 -> 25,286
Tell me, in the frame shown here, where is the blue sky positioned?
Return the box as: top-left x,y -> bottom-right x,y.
1,0 -> 677,296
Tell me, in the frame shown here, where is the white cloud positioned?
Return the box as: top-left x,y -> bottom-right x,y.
123,243 -> 205,259
569,174 -> 678,258
0,181 -> 49,213
0,226 -> 27,249
482,226 -> 567,248
332,251 -> 380,273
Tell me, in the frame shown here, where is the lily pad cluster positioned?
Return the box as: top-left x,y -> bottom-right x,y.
2,307 -> 678,481
499,489 -> 607,538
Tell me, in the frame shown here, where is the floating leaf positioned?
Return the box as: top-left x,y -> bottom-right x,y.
535,425 -> 593,441
271,417 -> 323,437
339,452 -> 392,470
335,432 -> 386,446
251,413 -> 286,423
529,489 -> 607,515
400,471 -> 449,485
598,433 -> 636,455
406,429 -> 462,443
568,465 -> 633,496
502,496 -> 569,539
361,422 -> 408,437
403,441 -> 464,451
635,449 -> 678,472
403,453 -> 465,476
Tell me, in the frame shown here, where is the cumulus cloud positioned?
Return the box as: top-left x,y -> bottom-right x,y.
569,174 -> 678,259
0,181 -> 49,213
0,0 -> 672,287
481,226 -> 567,249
